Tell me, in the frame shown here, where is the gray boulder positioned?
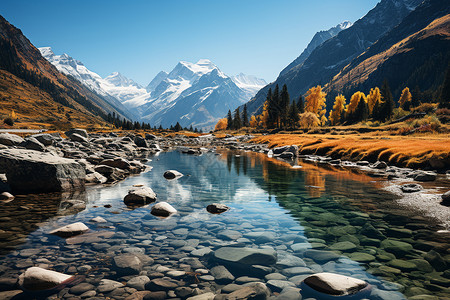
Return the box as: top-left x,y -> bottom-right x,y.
30,133 -> 55,146
0,133 -> 24,146
69,133 -> 88,143
49,222 -> 89,238
124,185 -> 157,205
100,157 -> 131,170
19,267 -> 75,291
414,171 -> 437,182
163,170 -> 183,179
0,149 -> 85,193
20,137 -> 45,152
401,183 -> 422,193
113,254 -> 143,275
213,247 -> 277,266
206,203 -> 230,214
134,135 -> 148,148
225,282 -> 270,299
65,128 -> 88,138
301,272 -> 370,297
211,265 -> 235,284
151,202 -> 177,217
442,190 -> 450,206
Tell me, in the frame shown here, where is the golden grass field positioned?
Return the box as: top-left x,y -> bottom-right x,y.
251,132 -> 450,169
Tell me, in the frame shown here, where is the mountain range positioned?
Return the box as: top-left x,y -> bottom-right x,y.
244,0 -> 424,116
40,50 -> 266,130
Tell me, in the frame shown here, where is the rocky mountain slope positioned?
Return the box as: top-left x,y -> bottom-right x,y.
0,15 -> 129,128
245,0 -> 423,115
325,0 -> 450,99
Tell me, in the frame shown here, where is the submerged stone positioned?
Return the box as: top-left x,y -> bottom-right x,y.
213,247 -> 277,266
301,272 -> 370,297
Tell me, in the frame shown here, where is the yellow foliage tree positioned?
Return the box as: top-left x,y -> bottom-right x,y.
214,118 -> 228,131
10,110 -> 16,120
347,91 -> 366,114
320,115 -> 328,126
299,112 -> 320,129
258,100 -> 269,128
249,115 -> 258,128
367,87 -> 381,114
399,87 -> 412,109
329,94 -> 346,125
305,85 -> 327,119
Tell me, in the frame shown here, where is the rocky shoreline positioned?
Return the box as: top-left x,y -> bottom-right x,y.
0,130 -> 449,299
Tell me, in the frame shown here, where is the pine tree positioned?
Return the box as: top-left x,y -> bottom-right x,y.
439,63 -> 450,109
280,84 -> 290,128
268,85 -> 280,128
226,110 -> 233,130
411,86 -> 421,108
174,122 -> 182,131
288,101 -> 300,128
380,80 -> 394,122
242,104 -> 249,127
233,107 -> 242,130
297,95 -> 305,113
355,96 -> 369,122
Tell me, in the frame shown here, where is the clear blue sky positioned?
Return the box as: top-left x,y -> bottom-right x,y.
0,0 -> 379,85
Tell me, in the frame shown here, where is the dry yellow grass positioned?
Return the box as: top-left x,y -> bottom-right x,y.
251,133 -> 450,169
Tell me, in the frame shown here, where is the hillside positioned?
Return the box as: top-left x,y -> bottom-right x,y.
0,15 -> 126,129
326,0 -> 450,99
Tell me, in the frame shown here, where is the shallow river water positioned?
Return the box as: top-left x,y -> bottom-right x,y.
0,149 -> 449,299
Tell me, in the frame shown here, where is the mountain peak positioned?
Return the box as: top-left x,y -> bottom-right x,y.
338,21 -> 353,30
38,47 -> 54,58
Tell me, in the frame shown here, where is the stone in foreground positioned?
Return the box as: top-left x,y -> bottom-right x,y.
301,272 -> 371,297
151,202 -> 177,217
213,247 -> 277,266
19,267 -> 75,291
225,282 -> 270,299
124,185 -> 157,206
163,170 -> 183,179
206,203 -> 230,214
0,149 -> 85,193
49,222 -> 89,238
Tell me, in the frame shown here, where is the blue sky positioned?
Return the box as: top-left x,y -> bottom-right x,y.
0,0 -> 379,85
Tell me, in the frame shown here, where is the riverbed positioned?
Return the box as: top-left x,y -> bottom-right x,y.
0,149 -> 449,299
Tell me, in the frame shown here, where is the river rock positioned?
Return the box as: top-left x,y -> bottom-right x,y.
65,128 -> 88,139
113,254 -> 143,275
213,247 -> 277,266
206,203 -> 230,214
0,149 -> 85,193
266,280 -> 296,292
30,133 -> 55,146
413,171 -> 437,182
127,276 -> 151,290
0,133 -> 24,146
441,191 -> 450,206
0,192 -> 14,202
101,157 -> 131,170
301,272 -> 370,297
211,265 -> 235,284
69,133 -> 88,143
86,172 -> 107,184
304,250 -> 340,263
151,202 -> 177,217
97,279 -> 124,293
135,136 -> 148,148
21,137 -> 45,152
225,282 -> 270,299
186,292 -> 215,300
49,222 -> 89,238
381,239 -> 413,257
69,282 -> 95,295
145,278 -> 178,291
401,183 -> 423,193
163,170 -> 183,179
424,250 -> 447,272
372,161 -> 387,169
18,267 -> 74,291
124,185 -> 157,205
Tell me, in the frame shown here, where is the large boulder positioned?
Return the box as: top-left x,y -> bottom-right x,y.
65,128 -> 88,139
30,133 -> 55,146
69,133 -> 88,143
0,133 -> 24,146
151,202 -> 177,217
113,254 -> 143,275
442,190 -> 450,206
163,170 -> 183,179
414,171 -> 437,182
301,273 -> 371,297
134,135 -> 148,148
100,157 -> 131,170
213,247 -> 277,266
206,203 -> 230,214
124,185 -> 157,205
49,222 -> 89,238
18,267 -> 75,291
225,282 -> 270,300
0,149 -> 85,193
20,137 -> 45,152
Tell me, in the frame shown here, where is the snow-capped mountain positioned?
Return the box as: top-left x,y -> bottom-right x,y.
129,59 -> 266,130
280,21 -> 352,76
231,73 -> 267,100
39,47 -> 141,119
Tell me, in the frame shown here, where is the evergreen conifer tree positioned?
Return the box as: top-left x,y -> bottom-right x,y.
280,84 -> 290,128
380,80 -> 394,122
242,104 -> 249,127
439,63 -> 450,109
297,95 -> 305,113
288,100 -> 300,128
233,108 -> 242,129
226,110 -> 233,130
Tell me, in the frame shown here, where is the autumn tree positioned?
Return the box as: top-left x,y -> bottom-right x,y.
367,87 -> 381,115
399,87 -> 412,110
305,85 -> 327,122
329,94 -> 346,125
250,115 -> 258,128
299,112 -> 320,129
259,100 -> 269,128
215,118 -> 228,131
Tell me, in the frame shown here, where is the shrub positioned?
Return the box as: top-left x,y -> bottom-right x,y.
412,103 -> 437,114
436,108 -> 450,123
392,108 -> 409,120
3,117 -> 14,126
